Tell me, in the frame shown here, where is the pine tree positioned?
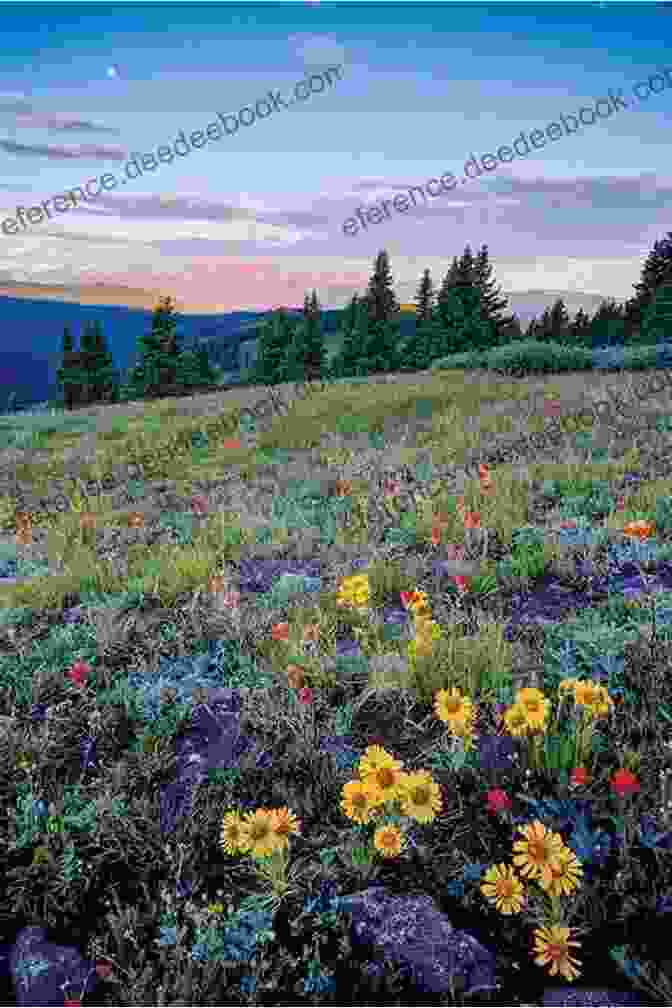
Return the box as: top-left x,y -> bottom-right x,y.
332,294 -> 366,379
250,308 -> 295,385
639,281 -> 672,345
90,319 -> 118,402
585,299 -> 626,348
56,324 -> 81,409
431,248 -> 496,357
624,231 -> 672,340
549,298 -> 571,344
285,290 -> 328,382
127,296 -> 181,399
567,307 -> 592,347
358,250 -> 402,374
472,244 -> 515,346
398,268 -> 438,370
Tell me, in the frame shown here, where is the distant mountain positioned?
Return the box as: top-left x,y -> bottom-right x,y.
0,286 -> 619,412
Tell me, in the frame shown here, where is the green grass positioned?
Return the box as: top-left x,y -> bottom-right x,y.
2,361 -> 672,1005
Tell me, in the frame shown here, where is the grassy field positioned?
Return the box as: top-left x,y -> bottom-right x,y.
2,362 -> 672,1005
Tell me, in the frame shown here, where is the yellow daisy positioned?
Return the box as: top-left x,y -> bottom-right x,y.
538,844 -> 583,898
515,687 -> 550,730
357,745 -> 402,778
572,680 -> 601,709
239,809 -> 281,859
532,925 -> 582,982
340,778 -> 379,825
512,820 -> 566,887
503,702 -> 531,737
480,863 -> 526,915
434,687 -> 475,732
373,823 -> 406,858
219,809 -> 251,855
398,769 -> 442,824
268,807 -> 301,849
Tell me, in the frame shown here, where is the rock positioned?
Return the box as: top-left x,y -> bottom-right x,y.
9,927 -> 98,1006
339,885 -> 499,997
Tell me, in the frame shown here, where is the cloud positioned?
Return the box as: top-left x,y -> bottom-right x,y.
15,114 -> 121,134
0,138 -> 128,160
293,34 -> 347,70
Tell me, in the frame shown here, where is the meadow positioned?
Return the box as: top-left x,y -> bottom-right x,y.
3,354 -> 672,1006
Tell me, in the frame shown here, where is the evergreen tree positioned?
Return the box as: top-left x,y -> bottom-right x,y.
435,257 -> 461,331
567,307 -> 592,347
584,299 -> 626,348
624,231 -> 672,340
56,324 -> 80,409
127,296 -> 181,399
549,298 -> 571,344
398,268 -> 438,370
331,294 -> 367,379
431,248 -> 496,357
498,313 -> 524,344
472,244 -> 515,346
639,281 -> 672,345
250,308 -> 295,385
285,290 -> 328,382
358,250 -> 402,374
90,319 -> 118,402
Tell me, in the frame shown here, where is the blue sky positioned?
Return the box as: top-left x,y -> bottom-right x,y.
0,1 -> 671,314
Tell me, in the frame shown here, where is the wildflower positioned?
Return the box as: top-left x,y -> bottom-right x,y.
191,495 -> 209,514
463,511 -> 481,530
286,664 -> 306,690
271,622 -> 290,642
268,807 -> 301,848
400,589 -> 431,616
127,511 -> 145,528
622,519 -> 655,541
383,478 -> 401,497
66,660 -> 91,688
336,574 -> 370,609
434,687 -> 475,733
503,703 -> 531,738
453,575 -> 470,593
207,902 -> 225,914
340,778 -> 378,825
240,809 -> 282,859
95,962 -> 114,980
222,438 -> 242,450
297,686 -> 314,705
615,497 -> 626,512
220,809 -> 251,855
79,511 -> 96,529
539,844 -> 583,899
373,823 -> 406,858
569,767 -> 591,788
486,788 -> 512,815
512,821 -> 566,887
532,924 -> 582,981
610,768 -> 641,797
31,845 -> 51,867
543,399 -> 562,418
515,687 -> 550,731
358,746 -> 405,803
398,769 -> 441,823
480,863 -> 526,915
302,623 -> 321,642
587,686 -> 614,718
334,479 -> 353,496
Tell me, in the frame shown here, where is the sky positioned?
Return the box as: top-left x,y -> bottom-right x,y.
0,1 -> 671,314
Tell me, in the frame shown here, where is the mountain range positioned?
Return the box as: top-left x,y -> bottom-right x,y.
0,283 -> 611,412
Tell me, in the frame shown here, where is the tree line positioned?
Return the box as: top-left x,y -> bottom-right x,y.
54,230 -> 672,407
56,296 -> 217,409
248,233 -> 672,385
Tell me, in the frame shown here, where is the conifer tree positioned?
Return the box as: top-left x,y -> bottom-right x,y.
127,296 -> 181,398
431,248 -> 495,357
332,294 -> 367,379
639,281 -> 672,345
472,244 -> 515,346
435,257 -> 461,331
624,231 -> 672,340
398,268 -> 439,370
582,299 -> 625,348
285,290 -> 328,382
56,324 -> 81,409
250,308 -> 295,385
359,250 -> 402,374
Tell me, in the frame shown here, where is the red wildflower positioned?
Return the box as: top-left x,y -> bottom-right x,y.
453,575 -> 470,593
66,660 -> 91,688
297,687 -> 314,705
486,788 -> 512,814
569,767 -> 590,788
610,768 -> 641,797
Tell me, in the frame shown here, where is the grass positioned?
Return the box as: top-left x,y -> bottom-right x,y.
3,357 -> 672,1004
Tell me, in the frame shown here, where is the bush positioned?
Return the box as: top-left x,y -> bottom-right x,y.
483,339 -> 594,376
